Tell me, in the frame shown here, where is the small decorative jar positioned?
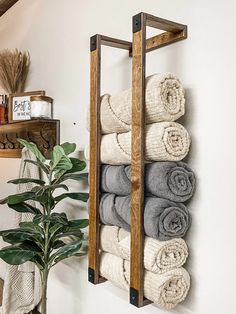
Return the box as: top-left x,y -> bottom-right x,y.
30,96 -> 53,119
0,95 -> 8,124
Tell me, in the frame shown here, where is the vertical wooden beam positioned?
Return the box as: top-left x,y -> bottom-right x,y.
88,34 -> 132,285
88,34 -> 101,284
130,12 -> 148,307
130,12 -> 187,308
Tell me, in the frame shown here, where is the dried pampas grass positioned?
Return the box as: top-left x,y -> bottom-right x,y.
0,49 -> 30,94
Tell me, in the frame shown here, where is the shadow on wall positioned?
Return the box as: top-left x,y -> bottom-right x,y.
102,46 -> 132,94
177,87 -> 198,314
148,40 -> 199,314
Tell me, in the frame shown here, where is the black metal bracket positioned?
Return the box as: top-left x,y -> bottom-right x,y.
90,35 -> 98,51
88,267 -> 95,284
130,288 -> 139,307
133,13 -> 142,33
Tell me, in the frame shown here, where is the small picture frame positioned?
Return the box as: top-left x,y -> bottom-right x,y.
8,90 -> 45,123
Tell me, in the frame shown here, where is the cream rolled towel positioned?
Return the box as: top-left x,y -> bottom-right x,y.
100,252 -> 190,310
100,122 -> 191,165
100,225 -> 188,274
87,73 -> 185,134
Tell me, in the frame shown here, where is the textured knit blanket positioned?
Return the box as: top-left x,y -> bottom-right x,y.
99,194 -> 191,241
100,252 -> 190,309
101,161 -> 196,202
1,149 -> 41,314
87,73 -> 185,134
100,122 -> 190,165
100,225 -> 188,274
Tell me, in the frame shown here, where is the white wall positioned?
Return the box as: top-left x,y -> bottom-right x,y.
0,0 -> 236,313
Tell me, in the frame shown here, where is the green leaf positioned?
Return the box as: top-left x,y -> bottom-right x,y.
0,229 -> 32,244
56,230 -> 83,240
67,158 -> 86,173
55,192 -> 89,203
68,219 -> 89,229
49,223 -> 64,239
17,139 -> 46,162
51,146 -> 73,171
20,240 -> 43,253
61,143 -> 76,155
29,186 -> 55,209
7,192 -> 36,205
50,213 -> 68,226
48,184 -> 69,193
0,245 -> 37,265
73,252 -> 87,257
19,222 -> 43,234
31,254 -> 45,269
55,173 -> 88,184
33,214 -> 44,225
52,240 -> 65,250
33,184 -> 69,197
7,178 -> 45,185
50,239 -> 83,265
24,160 -> 49,175
8,202 -> 41,215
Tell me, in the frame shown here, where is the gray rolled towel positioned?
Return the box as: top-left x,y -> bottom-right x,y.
99,194 -> 191,241
101,162 -> 196,202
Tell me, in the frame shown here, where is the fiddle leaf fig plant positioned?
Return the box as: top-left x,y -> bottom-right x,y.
0,139 -> 89,314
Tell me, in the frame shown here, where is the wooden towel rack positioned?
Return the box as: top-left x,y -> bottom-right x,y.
88,12 -> 187,308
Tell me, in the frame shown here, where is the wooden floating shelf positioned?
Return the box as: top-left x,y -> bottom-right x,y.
0,119 -> 60,159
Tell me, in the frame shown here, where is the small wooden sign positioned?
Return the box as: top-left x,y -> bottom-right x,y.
8,90 -> 45,123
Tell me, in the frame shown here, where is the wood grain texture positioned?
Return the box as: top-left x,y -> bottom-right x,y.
130,12 -> 188,308
88,34 -> 131,284
146,28 -> 187,53
88,35 -> 101,284
101,35 -> 132,52
145,12 -> 186,32
130,16 -> 147,307
0,0 -> 18,16
0,119 -> 60,159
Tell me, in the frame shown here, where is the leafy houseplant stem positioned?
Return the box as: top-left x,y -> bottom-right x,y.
41,221 -> 50,314
41,269 -> 48,314
0,140 -> 89,314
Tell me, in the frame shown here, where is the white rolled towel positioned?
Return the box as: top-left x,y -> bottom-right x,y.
100,122 -> 191,165
100,225 -> 188,274
100,252 -> 190,310
87,73 -> 185,134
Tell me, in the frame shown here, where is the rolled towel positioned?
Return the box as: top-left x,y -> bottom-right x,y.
100,252 -> 190,309
87,73 -> 185,134
99,194 -> 191,240
100,225 -> 188,274
100,122 -> 190,165
101,162 -> 196,202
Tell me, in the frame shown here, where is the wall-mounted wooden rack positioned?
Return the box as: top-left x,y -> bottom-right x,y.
0,119 -> 60,159
88,12 -> 187,308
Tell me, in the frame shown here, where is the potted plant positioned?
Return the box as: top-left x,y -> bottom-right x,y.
0,139 -> 89,314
